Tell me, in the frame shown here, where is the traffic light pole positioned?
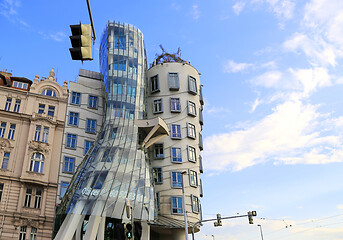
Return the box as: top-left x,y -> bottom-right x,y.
191,213 -> 252,240
86,0 -> 96,41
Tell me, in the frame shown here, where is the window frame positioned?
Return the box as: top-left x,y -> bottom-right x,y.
4,97 -> 12,111
171,147 -> 182,163
63,156 -> 75,173
0,122 -> 6,138
188,76 -> 197,95
19,226 -> 27,240
153,167 -> 163,184
68,111 -> 79,126
1,152 -> 10,169
153,143 -> 164,159
187,123 -> 196,139
24,188 -> 32,207
66,133 -> 77,149
47,105 -> 55,117
34,125 -> 41,142
70,91 -> 81,105
189,170 -> 198,187
171,196 -> 183,214
13,99 -> 21,113
88,95 -> 98,109
150,75 -> 160,93
187,100 -> 197,116
168,72 -> 180,90
60,182 -> 69,199
8,124 -> 15,140
170,124 -> 181,139
170,98 -> 181,112
0,183 -> 4,202
38,104 -> 45,114
153,98 -> 163,114
171,171 -> 182,188
34,189 -> 42,209
86,118 -> 97,134
84,140 -> 94,155
42,89 -> 56,97
187,145 -> 197,162
42,127 -> 49,143
29,153 -> 44,173
191,195 -> 200,213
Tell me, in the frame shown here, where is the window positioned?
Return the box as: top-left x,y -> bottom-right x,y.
63,156 -> 75,173
171,196 -> 183,214
187,123 -> 196,139
153,168 -> 163,184
88,95 -> 98,109
0,122 -> 6,138
0,183 -> 3,201
71,92 -> 81,105
68,112 -> 79,126
171,124 -> 181,139
189,170 -> 198,187
171,148 -> 182,163
84,140 -> 94,155
8,124 -> 15,140
42,127 -> 49,143
29,153 -> 44,173
14,99 -> 21,112
156,192 -> 160,210
154,144 -> 164,159
1,152 -> 10,169
188,101 -> 196,116
4,97 -> 12,111
34,125 -> 41,141
47,105 -> 55,117
188,76 -> 197,94
86,119 -> 97,133
168,73 -> 179,90
30,227 -> 37,240
153,99 -> 163,113
60,182 -> 69,198
170,98 -> 181,112
34,189 -> 42,208
12,81 -> 28,90
171,172 -> 182,188
115,35 -> 126,50
191,195 -> 200,213
66,134 -> 77,149
24,188 -> 32,207
38,104 -> 45,114
114,60 -> 126,71
42,89 -> 56,97
19,226 -> 27,240
150,75 -> 159,93
188,146 -> 196,162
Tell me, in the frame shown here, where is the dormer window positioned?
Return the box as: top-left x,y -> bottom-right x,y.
12,81 -> 28,90
41,89 -> 56,97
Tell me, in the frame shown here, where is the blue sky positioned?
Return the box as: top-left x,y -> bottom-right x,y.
1,0 -> 343,239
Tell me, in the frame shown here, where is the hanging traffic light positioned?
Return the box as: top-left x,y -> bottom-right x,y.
214,213 -> 222,227
248,211 -> 254,224
125,223 -> 133,239
69,24 -> 93,61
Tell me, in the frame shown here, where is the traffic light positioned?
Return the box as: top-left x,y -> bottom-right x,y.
214,213 -> 222,227
125,223 -> 133,239
69,24 -> 93,61
248,211 -> 254,224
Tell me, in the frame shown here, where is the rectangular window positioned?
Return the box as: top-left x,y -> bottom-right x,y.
47,105 -> 55,117
188,101 -> 197,116
156,192 -> 160,210
38,104 -> 45,114
168,73 -> 179,90
34,189 -> 42,209
188,76 -> 197,95
86,119 -> 97,133
13,81 -> 28,90
13,99 -> 21,113
170,98 -> 181,112
60,182 -> 69,198
171,148 -> 182,163
8,124 -> 15,140
19,226 -> 27,240
0,122 -> 6,138
0,183 -> 3,202
66,134 -> 77,149
114,60 -> 126,71
1,152 -> 10,169
191,195 -> 200,213
30,227 -> 37,240
153,143 -> 164,159
24,188 -> 32,207
84,140 -> 94,155
63,156 -> 75,173
150,75 -> 159,93
71,92 -> 81,105
115,35 -> 126,50
153,99 -> 163,113
171,124 -> 181,139
188,146 -> 196,162
189,170 -> 198,187
42,127 -> 49,143
4,97 -> 12,111
68,112 -> 79,126
34,125 -> 41,142
153,168 -> 163,184
187,123 -> 196,139
171,172 -> 182,188
88,95 -> 98,109
171,196 -> 183,214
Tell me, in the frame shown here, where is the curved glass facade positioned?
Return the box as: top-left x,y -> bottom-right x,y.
60,22 -> 154,221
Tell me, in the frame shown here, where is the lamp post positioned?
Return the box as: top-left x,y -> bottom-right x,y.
181,171 -> 188,240
257,224 -> 264,240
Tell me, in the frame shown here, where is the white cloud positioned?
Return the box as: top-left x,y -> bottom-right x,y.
337,204 -> 343,210
223,60 -> 254,73
250,98 -> 262,113
191,4 -> 200,20
253,70 -> 282,88
252,0 -> 296,20
233,1 -> 246,15
50,32 -> 67,42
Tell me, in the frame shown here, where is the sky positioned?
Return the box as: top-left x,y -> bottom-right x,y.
1,0 -> 343,239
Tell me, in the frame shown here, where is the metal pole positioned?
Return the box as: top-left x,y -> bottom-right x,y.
257,225 -> 264,240
181,171 -> 188,240
86,0 -> 96,41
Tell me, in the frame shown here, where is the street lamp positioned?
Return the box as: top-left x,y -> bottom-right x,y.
181,171 -> 188,240
257,224 -> 264,240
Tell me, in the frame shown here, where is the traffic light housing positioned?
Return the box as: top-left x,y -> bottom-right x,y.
248,211 -> 255,224
125,223 -> 133,239
69,24 -> 93,61
214,213 -> 222,227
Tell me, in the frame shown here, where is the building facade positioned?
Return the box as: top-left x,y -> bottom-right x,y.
57,69 -> 104,204
0,69 -> 68,239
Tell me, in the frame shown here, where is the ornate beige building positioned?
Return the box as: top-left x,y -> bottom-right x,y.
0,69 -> 68,239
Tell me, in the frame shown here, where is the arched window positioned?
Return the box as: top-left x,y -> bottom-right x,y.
41,89 -> 56,97
30,153 -> 44,173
